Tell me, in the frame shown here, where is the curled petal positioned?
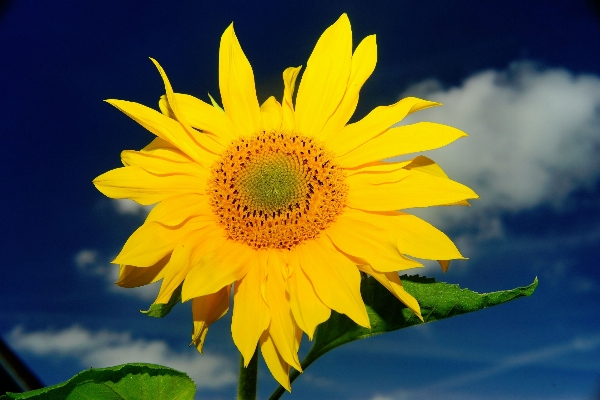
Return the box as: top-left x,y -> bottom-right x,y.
191,286 -> 231,353
116,254 -> 170,288
281,66 -> 302,130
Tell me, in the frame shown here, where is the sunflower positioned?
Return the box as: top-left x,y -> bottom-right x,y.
93,14 -> 477,390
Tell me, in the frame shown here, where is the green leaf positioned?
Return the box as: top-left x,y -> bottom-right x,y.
309,275 -> 538,359
1,363 -> 195,400
141,284 -> 182,318
268,275 -> 538,400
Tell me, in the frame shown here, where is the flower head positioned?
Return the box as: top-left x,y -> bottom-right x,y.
94,14 -> 477,390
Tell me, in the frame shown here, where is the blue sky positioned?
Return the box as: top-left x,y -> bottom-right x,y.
1,1 -> 600,399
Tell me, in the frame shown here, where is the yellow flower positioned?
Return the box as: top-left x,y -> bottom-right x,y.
94,14 -> 477,390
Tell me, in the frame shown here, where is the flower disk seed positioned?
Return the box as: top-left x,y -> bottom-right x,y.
209,131 -> 348,250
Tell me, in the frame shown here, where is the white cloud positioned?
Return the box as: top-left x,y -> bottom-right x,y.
112,199 -> 153,216
398,62 -> 600,234
74,249 -> 98,269
8,325 -> 236,389
73,249 -> 159,301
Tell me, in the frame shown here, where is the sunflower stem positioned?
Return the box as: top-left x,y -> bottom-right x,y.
238,350 -> 258,400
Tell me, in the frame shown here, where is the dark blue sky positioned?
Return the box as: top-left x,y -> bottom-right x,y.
1,1 -> 600,399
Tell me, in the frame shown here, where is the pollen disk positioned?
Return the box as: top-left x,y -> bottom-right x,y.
209,131 -> 348,250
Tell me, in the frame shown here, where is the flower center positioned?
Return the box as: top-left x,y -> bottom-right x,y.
208,131 -> 348,250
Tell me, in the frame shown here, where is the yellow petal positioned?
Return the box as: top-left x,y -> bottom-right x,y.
326,214 -> 422,272
326,97 -> 440,158
141,136 -> 179,154
208,92 -> 225,113
318,34 -> 377,141
105,99 -> 220,167
297,236 -> 370,328
113,222 -> 186,267
345,160 -> 412,175
158,95 -> 175,119
293,318 -> 303,354
357,264 -> 422,320
172,93 -> 237,143
264,250 -> 302,371
402,158 -> 471,208
260,330 -> 291,392
116,254 -> 170,288
182,238 -> 253,300
231,251 -> 270,366
93,165 -> 204,205
112,218 -> 203,267
403,155 -> 452,178
260,96 -> 283,131
144,193 -> 212,226
150,58 -> 226,154
346,208 -> 464,260
286,251 -> 330,340
125,145 -> 191,165
155,227 -> 219,304
337,122 -> 467,168
347,169 -> 479,211
191,285 -> 231,353
295,14 -> 352,137
219,23 -> 260,137
120,150 -> 209,182
281,66 -> 302,130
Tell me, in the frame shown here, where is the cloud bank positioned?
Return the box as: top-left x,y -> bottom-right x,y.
8,325 -> 236,389
398,62 -> 600,231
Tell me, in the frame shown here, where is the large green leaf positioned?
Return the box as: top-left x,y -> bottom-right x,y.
140,284 -> 182,318
1,363 -> 195,400
269,275 -> 537,399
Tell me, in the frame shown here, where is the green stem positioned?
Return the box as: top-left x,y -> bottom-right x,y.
238,351 -> 258,400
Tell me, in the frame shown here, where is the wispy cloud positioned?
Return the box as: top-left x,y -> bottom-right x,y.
8,325 -> 236,390
73,248 -> 159,301
112,199 -> 153,216
369,333 -> 600,400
